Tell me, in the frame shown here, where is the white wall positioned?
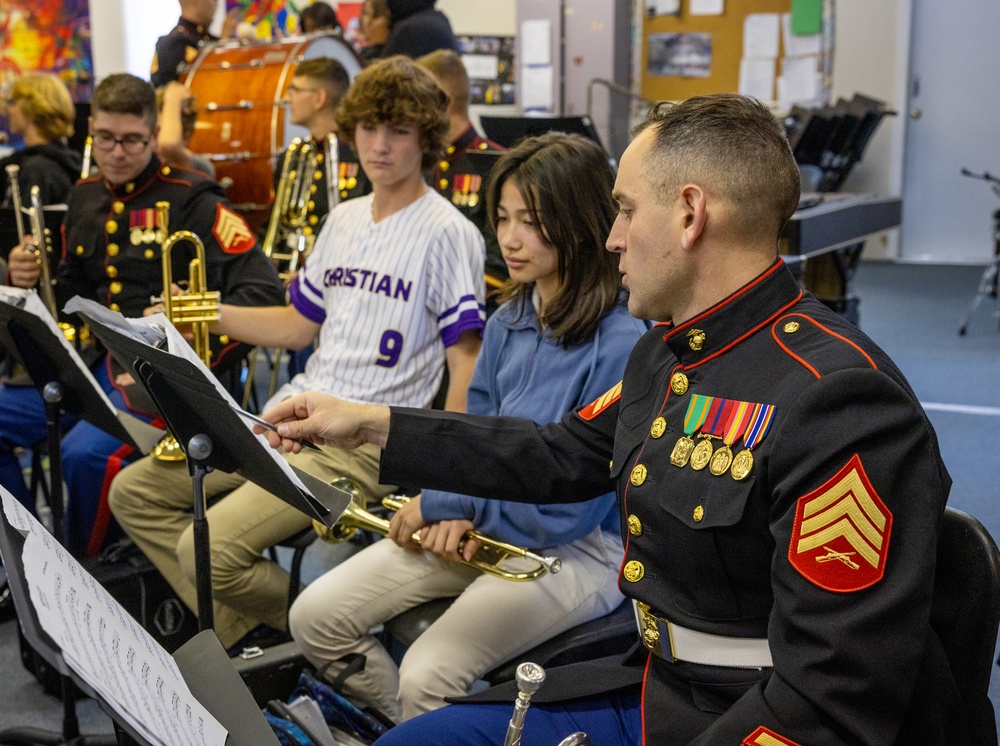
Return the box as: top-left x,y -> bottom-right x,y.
436,0 -> 517,36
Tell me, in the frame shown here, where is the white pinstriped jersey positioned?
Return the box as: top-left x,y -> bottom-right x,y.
282,189 -> 485,409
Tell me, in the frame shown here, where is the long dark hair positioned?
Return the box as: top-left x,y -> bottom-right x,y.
486,132 -> 622,347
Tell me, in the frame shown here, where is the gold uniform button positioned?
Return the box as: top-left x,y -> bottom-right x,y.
310,185 -> 318,194
219,335 -> 229,344
341,190 -> 349,198
105,265 -> 118,278
112,201 -> 125,214
109,303 -> 120,312
144,248 -> 155,259
439,178 -> 448,190
109,281 -> 122,294
307,200 -> 315,211
124,182 -> 135,193
308,215 -> 319,225
304,226 -> 313,236
161,166 -> 171,176
438,160 -> 449,172
670,372 -> 688,395
314,170 -> 323,181
623,560 -> 644,583
105,220 -> 118,234
783,321 -> 800,334
627,514 -> 642,536
478,141 -> 489,150
107,243 -> 120,257
446,145 -> 456,155
315,153 -> 324,164
693,505 -> 705,522
630,464 -> 647,486
75,245 -> 85,255
650,417 -> 666,439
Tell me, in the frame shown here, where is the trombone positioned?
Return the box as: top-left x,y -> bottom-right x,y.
150,200 -> 221,460
313,478 -> 562,582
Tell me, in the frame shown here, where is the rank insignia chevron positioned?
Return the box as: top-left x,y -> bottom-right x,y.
742,726 -> 801,746
578,381 -> 622,421
212,204 -> 255,254
789,454 -> 893,592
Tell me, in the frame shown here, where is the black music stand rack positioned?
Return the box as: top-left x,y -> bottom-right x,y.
0,488 -> 281,746
76,309 -> 351,632
479,114 -> 605,152
957,168 -> 1000,335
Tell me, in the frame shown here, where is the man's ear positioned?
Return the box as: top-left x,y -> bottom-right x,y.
679,183 -> 707,251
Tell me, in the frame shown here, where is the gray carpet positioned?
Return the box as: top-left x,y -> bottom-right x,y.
0,259 -> 997,739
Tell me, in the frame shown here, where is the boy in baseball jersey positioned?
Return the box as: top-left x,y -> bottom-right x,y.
109,56 -> 485,650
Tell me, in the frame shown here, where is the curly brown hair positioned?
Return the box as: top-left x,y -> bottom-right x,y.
335,55 -> 449,170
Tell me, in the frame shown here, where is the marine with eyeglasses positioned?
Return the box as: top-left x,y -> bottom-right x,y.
2,73 -> 283,557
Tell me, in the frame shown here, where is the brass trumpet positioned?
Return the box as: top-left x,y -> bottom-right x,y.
313,478 -> 562,582
5,165 -> 58,319
80,135 -> 93,178
150,200 -> 221,461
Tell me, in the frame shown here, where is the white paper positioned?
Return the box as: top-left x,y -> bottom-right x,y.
689,0 -> 723,15
743,13 -> 780,59
739,58 -> 776,101
0,289 -> 118,412
781,13 -> 822,57
778,55 -> 821,107
1,485 -> 227,746
461,54 -> 499,80
520,19 -> 551,66
521,65 -> 554,111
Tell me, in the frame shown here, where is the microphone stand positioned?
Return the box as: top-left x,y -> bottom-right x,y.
957,168 -> 1000,334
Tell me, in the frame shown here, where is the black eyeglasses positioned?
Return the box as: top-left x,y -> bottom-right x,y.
92,131 -> 150,155
286,84 -> 319,95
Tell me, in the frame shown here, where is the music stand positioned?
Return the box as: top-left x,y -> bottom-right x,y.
479,115 -> 605,151
77,308 -> 351,632
0,487 -> 281,746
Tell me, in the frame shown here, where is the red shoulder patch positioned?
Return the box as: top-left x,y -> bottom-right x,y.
212,204 -> 255,254
742,726 -> 801,746
577,381 -> 622,421
789,454 -> 892,592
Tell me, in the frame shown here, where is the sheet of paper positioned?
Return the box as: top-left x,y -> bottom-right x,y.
743,13 -> 780,59
521,65 -> 554,111
689,0 -> 723,15
461,54 -> 499,80
739,58 -> 776,101
778,55 -> 821,107
782,13 -> 822,57
520,19 -> 551,66
2,486 -> 227,746
0,289 -> 117,412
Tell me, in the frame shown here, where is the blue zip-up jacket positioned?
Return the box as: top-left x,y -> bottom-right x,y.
420,295 -> 650,547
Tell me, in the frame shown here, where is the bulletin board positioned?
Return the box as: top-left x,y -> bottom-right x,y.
640,1 -> 791,102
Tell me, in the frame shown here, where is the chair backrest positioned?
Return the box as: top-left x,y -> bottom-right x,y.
930,507 -> 1000,741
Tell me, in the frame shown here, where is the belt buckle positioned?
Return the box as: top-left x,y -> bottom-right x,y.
635,601 -> 673,661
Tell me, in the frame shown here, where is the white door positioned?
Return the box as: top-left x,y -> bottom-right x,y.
901,0 -> 1000,262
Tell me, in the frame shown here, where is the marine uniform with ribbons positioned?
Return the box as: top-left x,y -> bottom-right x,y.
150,17 -> 215,88
375,258 -> 964,745
0,155 -> 284,556
432,125 -> 506,313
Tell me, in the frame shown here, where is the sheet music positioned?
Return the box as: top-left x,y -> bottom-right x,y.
1,487 -> 227,746
65,297 -> 313,496
0,289 -> 117,412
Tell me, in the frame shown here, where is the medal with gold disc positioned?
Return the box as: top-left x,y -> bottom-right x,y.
672,393 -> 712,467
691,397 -> 729,471
710,400 -> 753,476
730,402 -> 775,481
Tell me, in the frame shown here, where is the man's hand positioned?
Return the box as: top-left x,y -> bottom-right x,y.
257,392 -> 391,452
8,241 -> 42,288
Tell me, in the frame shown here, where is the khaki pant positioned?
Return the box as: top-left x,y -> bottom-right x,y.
109,443 -> 393,648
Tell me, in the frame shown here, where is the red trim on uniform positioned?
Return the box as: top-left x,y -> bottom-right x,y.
86,442 -> 135,556
742,726 -> 801,745
779,313 -> 878,370
663,259 -> 784,342
640,652 -> 652,746
771,325 -> 821,379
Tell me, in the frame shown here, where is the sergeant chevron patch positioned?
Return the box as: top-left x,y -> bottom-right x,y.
212,204 -> 255,254
742,726 -> 801,746
578,381 -> 622,421
789,454 -> 892,592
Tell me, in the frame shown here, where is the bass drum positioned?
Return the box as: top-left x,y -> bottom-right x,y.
183,33 -> 363,231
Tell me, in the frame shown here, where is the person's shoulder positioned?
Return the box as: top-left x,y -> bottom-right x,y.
599,302 -> 651,337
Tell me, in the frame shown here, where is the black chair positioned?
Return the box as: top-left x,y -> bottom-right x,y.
380,595 -> 636,687
933,507 -> 1000,743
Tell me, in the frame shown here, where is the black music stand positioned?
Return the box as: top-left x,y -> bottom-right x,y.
479,115 -> 605,151
0,488 -> 280,746
77,309 -> 351,632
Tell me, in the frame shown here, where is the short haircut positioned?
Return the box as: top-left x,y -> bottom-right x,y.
300,2 -> 340,33
91,73 -> 158,131
11,73 -> 75,141
415,49 -> 470,116
634,94 -> 801,243
487,132 -> 622,347
294,57 -> 351,110
335,56 -> 449,170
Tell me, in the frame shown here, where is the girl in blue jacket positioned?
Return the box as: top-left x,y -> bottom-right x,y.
288,133 -> 649,722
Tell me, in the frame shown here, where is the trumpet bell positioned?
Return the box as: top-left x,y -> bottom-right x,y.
151,432 -> 186,462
